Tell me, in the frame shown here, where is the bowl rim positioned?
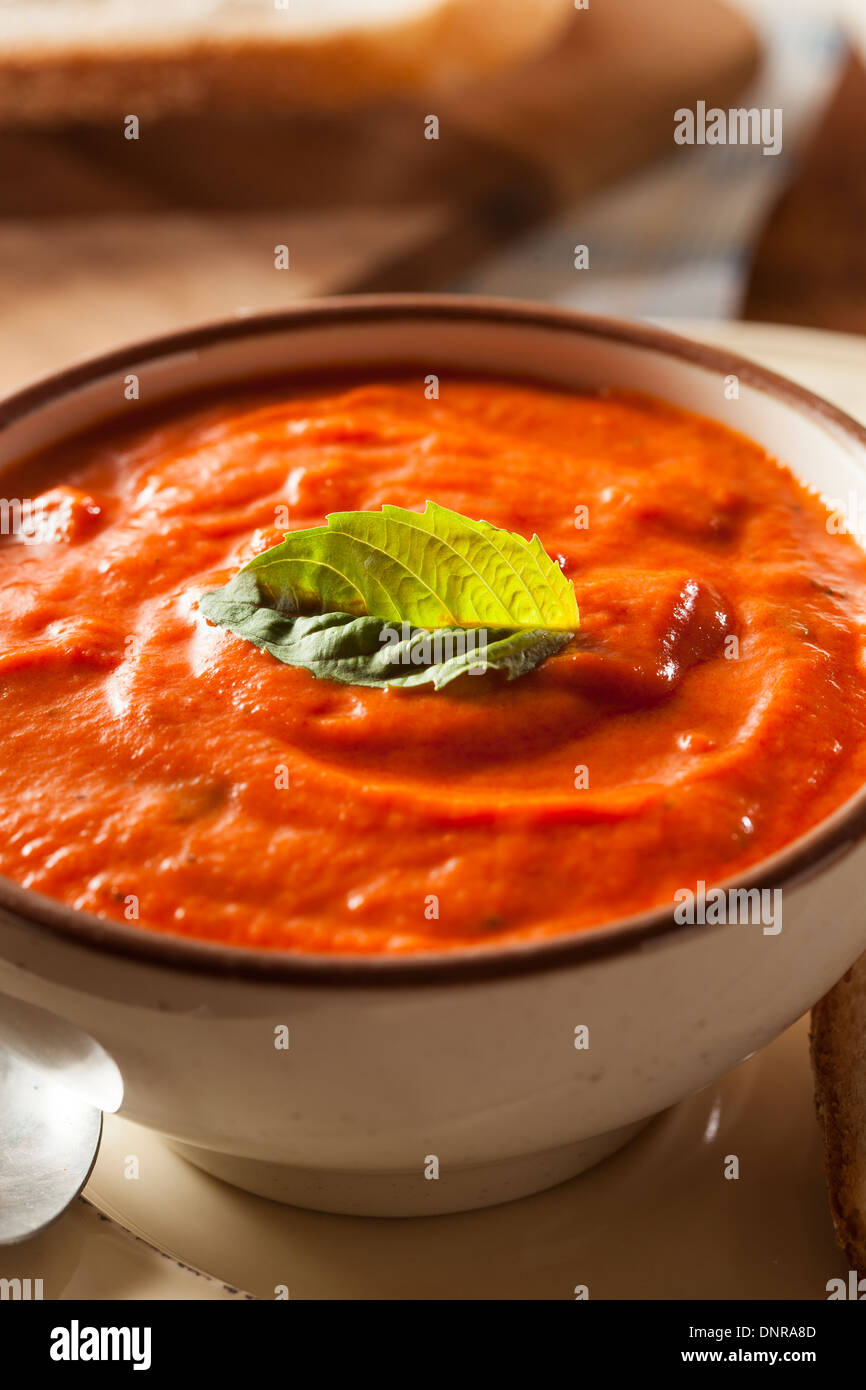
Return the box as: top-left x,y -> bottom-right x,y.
3,291 -> 866,988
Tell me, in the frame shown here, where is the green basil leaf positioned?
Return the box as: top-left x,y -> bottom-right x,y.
240,500 -> 579,632
200,572 -> 573,690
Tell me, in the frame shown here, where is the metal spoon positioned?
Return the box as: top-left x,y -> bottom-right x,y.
0,1047 -> 101,1244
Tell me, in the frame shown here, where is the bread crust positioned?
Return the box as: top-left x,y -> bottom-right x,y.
0,0 -> 573,123
811,952 -> 866,1270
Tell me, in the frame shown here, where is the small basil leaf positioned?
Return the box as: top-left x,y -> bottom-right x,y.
243,500 -> 579,632
200,577 -> 573,690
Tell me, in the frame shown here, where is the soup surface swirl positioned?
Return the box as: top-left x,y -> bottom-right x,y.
2,378 -> 865,953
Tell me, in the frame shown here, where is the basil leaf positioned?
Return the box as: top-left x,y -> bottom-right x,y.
201,503 -> 579,689
200,572 -> 572,690
242,500 -> 579,632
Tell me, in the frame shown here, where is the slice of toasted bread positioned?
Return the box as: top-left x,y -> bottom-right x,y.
0,0 -> 573,124
811,952 -> 866,1269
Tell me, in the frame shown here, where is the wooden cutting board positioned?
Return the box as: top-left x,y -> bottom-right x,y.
0,0 -> 760,395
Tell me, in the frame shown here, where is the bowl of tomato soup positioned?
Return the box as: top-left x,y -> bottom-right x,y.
2,296 -> 866,1217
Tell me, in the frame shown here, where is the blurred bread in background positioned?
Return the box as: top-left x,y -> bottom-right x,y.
811,955 -> 866,1270
0,0 -> 761,387
0,0 -> 574,123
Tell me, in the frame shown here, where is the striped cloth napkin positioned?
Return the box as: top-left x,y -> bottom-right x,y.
460,0 -> 844,320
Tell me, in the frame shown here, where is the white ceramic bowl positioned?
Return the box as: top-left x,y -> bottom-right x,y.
2,297 -> 866,1217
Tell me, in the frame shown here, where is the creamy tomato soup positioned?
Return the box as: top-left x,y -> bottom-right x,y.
2,378 -> 866,953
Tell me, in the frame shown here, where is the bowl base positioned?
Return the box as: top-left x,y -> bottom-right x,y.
166,1117 -> 653,1217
